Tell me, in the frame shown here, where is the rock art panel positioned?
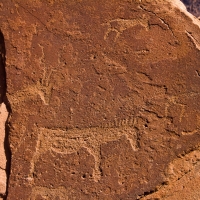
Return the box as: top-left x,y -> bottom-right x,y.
0,0 -> 200,199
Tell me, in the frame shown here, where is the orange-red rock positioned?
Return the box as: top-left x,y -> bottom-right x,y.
0,0 -> 200,199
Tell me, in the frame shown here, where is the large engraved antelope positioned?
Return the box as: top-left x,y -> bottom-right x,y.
30,119 -> 138,182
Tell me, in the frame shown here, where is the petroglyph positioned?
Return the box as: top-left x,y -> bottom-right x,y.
10,68 -> 56,105
93,53 -> 127,75
102,17 -> 149,41
181,129 -> 199,136
10,45 -> 57,106
30,186 -> 69,200
101,116 -> 136,129
30,125 -> 138,182
36,68 -> 56,105
165,95 -> 186,123
185,30 -> 200,50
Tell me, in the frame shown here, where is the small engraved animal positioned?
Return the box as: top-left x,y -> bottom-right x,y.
102,18 -> 149,41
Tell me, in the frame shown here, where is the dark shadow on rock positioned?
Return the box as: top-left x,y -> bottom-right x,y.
181,0 -> 190,5
0,30 -> 11,200
0,31 -> 6,104
181,0 -> 200,17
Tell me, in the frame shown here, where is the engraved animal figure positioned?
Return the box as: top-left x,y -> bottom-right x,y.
36,68 -> 56,105
30,124 -> 138,182
11,68 -> 56,105
30,186 -> 68,200
102,17 -> 149,41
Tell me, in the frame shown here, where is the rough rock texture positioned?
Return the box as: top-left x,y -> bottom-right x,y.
141,147 -> 200,200
0,0 -> 200,199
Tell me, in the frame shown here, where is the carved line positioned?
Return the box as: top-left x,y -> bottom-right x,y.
185,30 -> 200,51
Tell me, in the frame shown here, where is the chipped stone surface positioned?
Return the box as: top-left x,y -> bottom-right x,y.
0,169 -> 6,195
0,103 -> 8,170
0,0 -> 200,199
0,103 -> 7,195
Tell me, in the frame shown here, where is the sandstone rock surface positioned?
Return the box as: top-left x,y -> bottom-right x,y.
0,103 -> 8,196
0,0 -> 200,199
